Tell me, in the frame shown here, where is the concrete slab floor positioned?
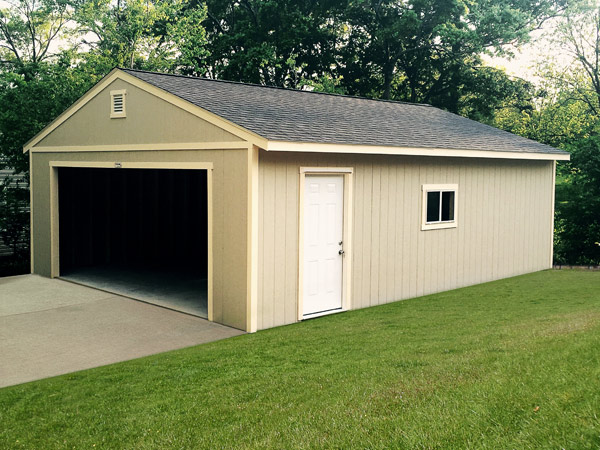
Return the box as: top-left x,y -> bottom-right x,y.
61,265 -> 208,318
0,275 -> 243,388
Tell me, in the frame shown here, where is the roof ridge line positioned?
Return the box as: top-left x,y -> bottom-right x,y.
119,68 -> 434,108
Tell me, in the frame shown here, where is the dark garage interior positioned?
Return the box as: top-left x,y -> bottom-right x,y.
58,167 -> 208,317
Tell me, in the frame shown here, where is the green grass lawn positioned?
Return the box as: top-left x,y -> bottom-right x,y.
1,270 -> 599,449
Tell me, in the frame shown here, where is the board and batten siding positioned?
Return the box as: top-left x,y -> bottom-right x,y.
257,150 -> 554,331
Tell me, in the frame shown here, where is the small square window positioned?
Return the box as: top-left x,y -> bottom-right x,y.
422,184 -> 458,230
110,89 -> 127,118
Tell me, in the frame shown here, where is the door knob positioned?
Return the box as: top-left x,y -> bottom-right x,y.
339,249 -> 345,255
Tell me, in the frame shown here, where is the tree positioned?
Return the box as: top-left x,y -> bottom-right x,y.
549,1 -> 600,264
339,0 -> 567,111
201,0 -> 566,120
555,135 -> 600,264
72,0 -> 208,74
496,0 -> 600,264
549,0 -> 600,114
0,59 -> 98,173
201,0 -> 345,86
0,0 -> 73,76
493,83 -> 595,149
0,0 -> 91,274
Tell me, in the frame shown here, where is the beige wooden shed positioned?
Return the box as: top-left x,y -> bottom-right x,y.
24,68 -> 570,332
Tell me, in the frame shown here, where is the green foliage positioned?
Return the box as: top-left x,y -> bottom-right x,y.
493,0 -> 600,264
72,0 -> 208,73
457,67 -> 535,123
1,270 -> 599,447
494,90 -> 595,149
0,59 -> 97,277
299,75 -> 347,95
0,0 -> 72,69
337,0 -> 566,112
554,135 -> 600,264
200,0 -> 565,118
202,0 -> 344,86
548,0 -> 600,115
0,59 -> 99,173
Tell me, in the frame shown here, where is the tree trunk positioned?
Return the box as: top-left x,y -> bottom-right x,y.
382,61 -> 394,100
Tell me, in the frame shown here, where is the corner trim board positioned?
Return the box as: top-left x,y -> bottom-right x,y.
550,160 -> 556,267
246,145 -> 259,332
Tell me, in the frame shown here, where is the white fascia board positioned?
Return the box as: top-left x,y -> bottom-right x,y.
264,141 -> 570,161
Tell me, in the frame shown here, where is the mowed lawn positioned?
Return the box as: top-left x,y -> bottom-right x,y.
1,270 -> 599,449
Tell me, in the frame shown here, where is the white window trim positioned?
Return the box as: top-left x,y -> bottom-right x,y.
110,89 -> 127,118
421,183 -> 458,230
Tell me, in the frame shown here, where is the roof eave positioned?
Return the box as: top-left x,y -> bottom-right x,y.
263,140 -> 570,161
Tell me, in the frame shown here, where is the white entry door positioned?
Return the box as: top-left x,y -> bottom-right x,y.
303,175 -> 344,317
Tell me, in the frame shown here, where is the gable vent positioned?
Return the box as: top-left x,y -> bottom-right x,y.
110,89 -> 127,118
113,94 -> 124,112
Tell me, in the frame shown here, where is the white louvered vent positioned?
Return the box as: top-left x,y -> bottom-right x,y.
113,94 -> 124,112
110,89 -> 127,118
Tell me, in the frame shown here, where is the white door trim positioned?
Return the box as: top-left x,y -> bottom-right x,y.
297,167 -> 353,321
48,160 -> 214,321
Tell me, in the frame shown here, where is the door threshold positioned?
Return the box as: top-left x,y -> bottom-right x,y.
302,308 -> 344,320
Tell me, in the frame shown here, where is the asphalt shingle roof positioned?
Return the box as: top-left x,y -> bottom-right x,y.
123,69 -> 566,156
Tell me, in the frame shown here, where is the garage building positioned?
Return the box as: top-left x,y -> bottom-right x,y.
24,68 -> 570,332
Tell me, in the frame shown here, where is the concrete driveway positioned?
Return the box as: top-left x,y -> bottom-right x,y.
0,275 -> 243,388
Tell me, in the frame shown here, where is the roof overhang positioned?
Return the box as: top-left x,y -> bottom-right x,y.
263,140 -> 570,161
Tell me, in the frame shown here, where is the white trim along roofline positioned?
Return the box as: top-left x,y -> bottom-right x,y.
23,68 -> 570,162
264,141 -> 570,161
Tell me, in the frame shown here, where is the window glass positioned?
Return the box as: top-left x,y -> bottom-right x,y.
422,184 -> 457,230
441,191 -> 455,221
426,191 -> 440,222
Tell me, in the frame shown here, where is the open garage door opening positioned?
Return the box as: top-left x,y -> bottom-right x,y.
58,167 -> 209,318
